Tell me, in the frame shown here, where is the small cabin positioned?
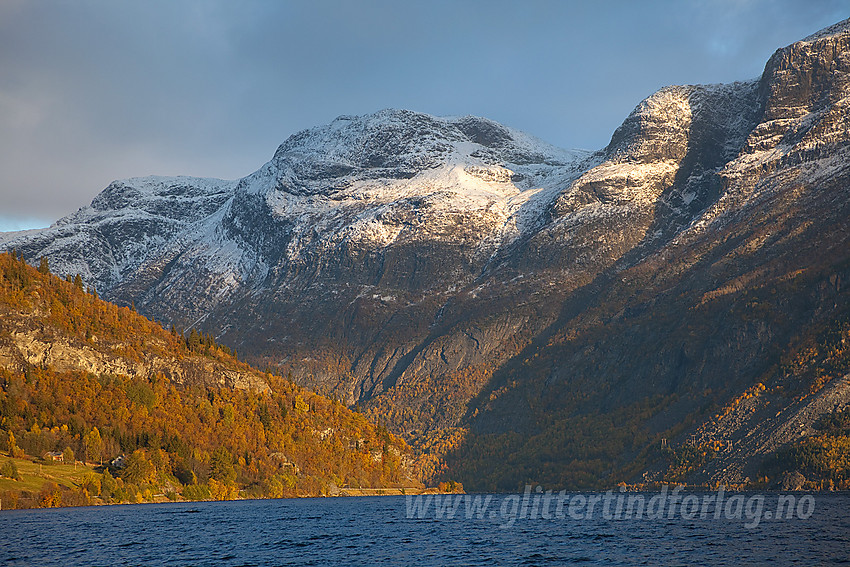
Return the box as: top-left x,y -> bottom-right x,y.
45,451 -> 64,462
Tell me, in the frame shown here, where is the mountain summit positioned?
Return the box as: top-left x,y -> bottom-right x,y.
5,109 -> 588,315
4,20 -> 850,489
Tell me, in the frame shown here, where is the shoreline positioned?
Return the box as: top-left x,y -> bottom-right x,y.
2,486 -> 844,514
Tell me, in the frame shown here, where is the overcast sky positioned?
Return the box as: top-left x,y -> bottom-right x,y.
0,1 -> 845,230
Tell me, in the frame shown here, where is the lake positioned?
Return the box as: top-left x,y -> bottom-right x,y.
0,492 -> 847,565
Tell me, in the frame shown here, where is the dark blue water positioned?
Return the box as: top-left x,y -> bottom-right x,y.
0,494 -> 847,566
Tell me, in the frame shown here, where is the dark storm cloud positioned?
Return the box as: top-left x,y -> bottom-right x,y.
0,0 -> 845,229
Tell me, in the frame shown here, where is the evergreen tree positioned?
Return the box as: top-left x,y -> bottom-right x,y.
188,328 -> 200,351
209,447 -> 236,484
38,256 -> 50,275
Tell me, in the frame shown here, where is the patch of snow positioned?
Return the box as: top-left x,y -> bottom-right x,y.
801,18 -> 850,43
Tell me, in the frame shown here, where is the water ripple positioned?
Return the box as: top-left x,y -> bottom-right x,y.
0,495 -> 846,566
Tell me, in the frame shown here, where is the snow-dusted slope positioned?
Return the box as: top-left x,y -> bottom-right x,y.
235,110 -> 590,264
0,176 -> 236,292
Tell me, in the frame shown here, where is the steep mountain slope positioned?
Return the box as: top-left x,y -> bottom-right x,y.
4,19 -> 850,489
445,19 -> 850,489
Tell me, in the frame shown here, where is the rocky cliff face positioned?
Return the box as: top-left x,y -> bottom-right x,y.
0,272 -> 270,394
3,20 -> 850,488
1,328 -> 267,392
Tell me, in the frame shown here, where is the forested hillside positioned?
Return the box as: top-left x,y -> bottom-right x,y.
0,251 -> 419,508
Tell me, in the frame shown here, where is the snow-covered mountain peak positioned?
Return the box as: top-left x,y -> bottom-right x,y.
801,17 -> 850,43
209,111 -> 595,264
264,109 -> 587,198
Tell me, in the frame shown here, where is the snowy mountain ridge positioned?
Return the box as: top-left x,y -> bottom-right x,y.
1,110 -> 595,299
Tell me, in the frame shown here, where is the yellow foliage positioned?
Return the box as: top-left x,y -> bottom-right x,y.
0,250 -> 419,506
